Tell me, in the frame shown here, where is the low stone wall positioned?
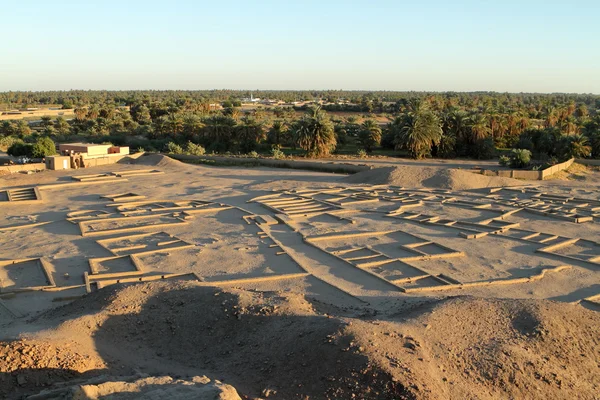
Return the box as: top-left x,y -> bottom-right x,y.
540,158 -> 575,179
576,158 -> 600,166
167,154 -> 372,174
474,158 -> 575,180
0,163 -> 46,174
82,154 -> 128,168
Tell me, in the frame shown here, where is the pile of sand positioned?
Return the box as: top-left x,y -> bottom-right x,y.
344,166 -> 523,190
33,282 -> 408,400
5,282 -> 599,399
348,296 -> 600,399
125,153 -> 198,171
0,339 -> 106,398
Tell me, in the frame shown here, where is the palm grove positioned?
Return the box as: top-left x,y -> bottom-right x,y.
1,91 -> 599,166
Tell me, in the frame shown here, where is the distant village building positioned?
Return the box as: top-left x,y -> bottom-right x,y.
241,94 -> 261,103
46,143 -> 130,170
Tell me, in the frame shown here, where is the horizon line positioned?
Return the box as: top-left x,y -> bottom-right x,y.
1,88 -> 599,96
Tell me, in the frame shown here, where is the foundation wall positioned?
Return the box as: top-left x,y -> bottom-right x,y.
0,163 -> 46,173
474,158 -> 575,180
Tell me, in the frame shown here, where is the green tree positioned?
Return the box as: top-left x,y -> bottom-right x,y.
357,119 -> 382,152
292,107 -> 336,157
236,116 -> 265,152
267,120 -> 288,146
40,116 -> 53,128
31,137 -> 56,158
468,114 -> 491,142
393,101 -> 442,159
54,116 -> 71,135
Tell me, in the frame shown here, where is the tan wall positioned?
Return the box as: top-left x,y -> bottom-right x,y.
109,146 -> 130,155
81,154 -> 127,167
46,156 -> 72,170
540,158 -> 574,179
59,144 -> 112,156
474,158 -> 575,180
0,163 -> 46,173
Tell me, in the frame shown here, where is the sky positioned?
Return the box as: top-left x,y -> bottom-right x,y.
1,0 -> 599,93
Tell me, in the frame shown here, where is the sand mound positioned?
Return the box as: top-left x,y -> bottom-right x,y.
38,282 -> 408,400
9,283 -> 599,400
125,153 -> 198,171
344,166 -> 523,190
347,296 -> 600,399
0,339 -> 106,398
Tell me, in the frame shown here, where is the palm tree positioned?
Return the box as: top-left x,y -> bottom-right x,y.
357,119 -> 382,152
74,107 -> 87,121
545,107 -> 559,128
293,106 -> 336,157
561,134 -> 591,159
182,113 -> 204,141
236,116 -> 265,152
443,109 -> 469,143
468,114 -> 491,141
202,114 -> 237,144
267,120 -> 288,146
393,101 -> 443,159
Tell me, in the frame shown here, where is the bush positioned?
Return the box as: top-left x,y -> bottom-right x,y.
499,155 -> 510,166
186,141 -> 206,156
166,142 -> 184,154
271,146 -> 285,160
31,137 -> 57,158
7,141 -> 33,157
357,149 -> 367,158
508,149 -> 532,168
248,151 -> 259,158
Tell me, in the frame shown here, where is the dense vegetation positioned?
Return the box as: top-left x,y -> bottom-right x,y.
1,91 -> 599,164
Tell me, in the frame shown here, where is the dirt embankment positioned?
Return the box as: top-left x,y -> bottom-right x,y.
344,166 -> 523,190
2,282 -> 599,399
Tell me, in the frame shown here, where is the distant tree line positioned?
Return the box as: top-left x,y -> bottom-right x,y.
1,91 -> 599,163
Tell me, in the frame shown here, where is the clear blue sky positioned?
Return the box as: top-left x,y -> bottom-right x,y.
1,0 -> 598,93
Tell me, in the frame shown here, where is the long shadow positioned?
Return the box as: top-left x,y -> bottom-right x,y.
549,284 -> 600,302
1,285 -> 411,400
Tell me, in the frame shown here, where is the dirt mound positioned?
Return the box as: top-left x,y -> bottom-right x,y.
0,339 -> 106,398
127,153 -> 197,171
9,284 -> 599,400
347,296 -> 600,400
39,282 -> 409,400
344,166 -> 522,190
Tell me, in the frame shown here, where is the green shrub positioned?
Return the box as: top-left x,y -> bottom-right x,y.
31,137 -> 56,158
499,155 -> 510,167
271,146 -> 285,160
357,149 -> 367,158
186,141 -> 206,156
248,151 -> 259,158
7,141 -> 34,157
166,142 -> 184,154
508,149 -> 532,168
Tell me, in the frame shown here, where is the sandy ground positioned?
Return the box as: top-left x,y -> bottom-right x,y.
0,154 -> 599,399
